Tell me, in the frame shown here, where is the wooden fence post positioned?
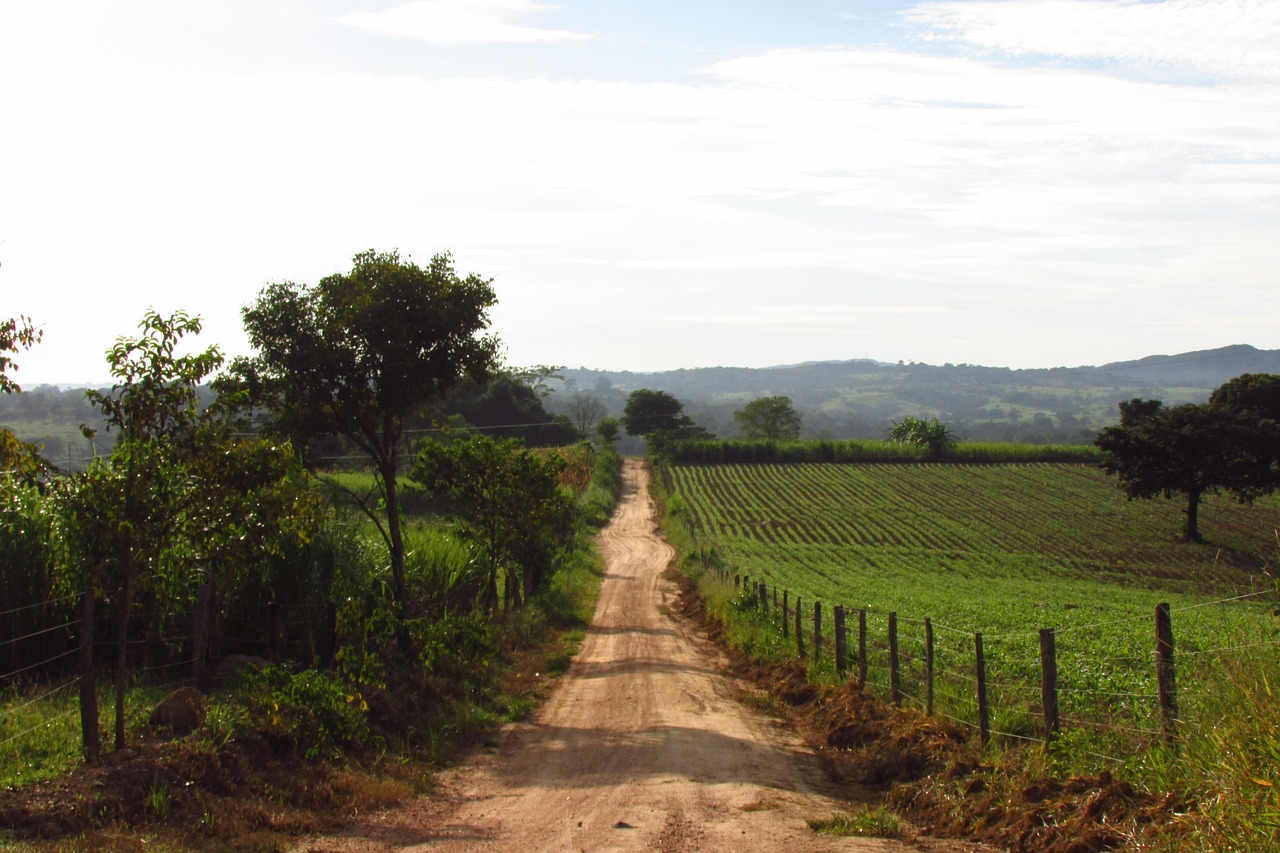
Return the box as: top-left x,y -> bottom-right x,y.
1156,602 -> 1177,745
858,609 -> 868,689
889,611 -> 901,706
773,586 -> 778,612
759,582 -> 768,613
782,590 -> 789,639
734,574 -> 740,590
813,601 -> 823,665
834,606 -> 847,677
925,617 -> 935,716
796,596 -> 805,659
976,632 -> 990,747
1040,628 -> 1059,748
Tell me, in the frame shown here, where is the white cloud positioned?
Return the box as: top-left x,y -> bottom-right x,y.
907,0 -> 1280,82
337,0 -> 594,44
1,1 -> 1277,380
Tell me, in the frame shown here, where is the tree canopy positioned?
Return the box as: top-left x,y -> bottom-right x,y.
1096,374 -> 1280,541
621,389 -> 711,452
735,395 -> 801,441
230,249 -> 501,644
412,435 -> 575,612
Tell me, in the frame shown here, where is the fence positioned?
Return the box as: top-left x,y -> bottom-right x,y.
0,591 -> 338,777
721,568 -> 1277,758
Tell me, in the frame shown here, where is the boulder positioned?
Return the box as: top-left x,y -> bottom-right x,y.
149,686 -> 207,735
213,654 -> 270,686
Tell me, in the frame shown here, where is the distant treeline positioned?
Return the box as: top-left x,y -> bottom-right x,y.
668,438 -> 1102,465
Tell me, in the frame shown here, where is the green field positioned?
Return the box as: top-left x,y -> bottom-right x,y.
666,462 -> 1279,758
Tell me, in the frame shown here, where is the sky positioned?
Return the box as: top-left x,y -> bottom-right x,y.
1,0 -> 1277,386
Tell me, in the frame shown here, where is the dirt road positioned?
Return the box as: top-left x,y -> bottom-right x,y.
297,459 -> 980,852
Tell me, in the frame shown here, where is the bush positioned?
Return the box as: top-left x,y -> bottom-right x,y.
241,665 -> 371,760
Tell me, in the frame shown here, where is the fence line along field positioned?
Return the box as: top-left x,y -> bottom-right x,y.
665,461 -> 1279,762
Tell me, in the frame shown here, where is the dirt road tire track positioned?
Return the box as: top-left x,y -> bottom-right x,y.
295,459 -> 983,852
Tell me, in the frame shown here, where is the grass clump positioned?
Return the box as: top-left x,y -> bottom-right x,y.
808,805 -> 904,838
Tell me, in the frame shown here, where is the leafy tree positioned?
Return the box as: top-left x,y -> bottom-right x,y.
1095,385 -> 1280,542
887,416 -> 957,460
436,372 -> 576,445
181,431 -> 327,689
411,435 -> 575,612
596,416 -> 620,447
735,395 -> 801,441
74,310 -> 223,753
1209,373 -> 1280,499
231,250 -> 500,649
621,389 -> 712,454
61,310 -> 326,759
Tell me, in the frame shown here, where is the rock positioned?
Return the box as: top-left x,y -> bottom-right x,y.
149,687 -> 207,735
213,654 -> 270,686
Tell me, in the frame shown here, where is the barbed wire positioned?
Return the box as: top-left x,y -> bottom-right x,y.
0,620 -> 77,648
0,593 -> 79,618
0,648 -> 79,682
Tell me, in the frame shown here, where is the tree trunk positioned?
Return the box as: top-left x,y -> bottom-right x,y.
78,587 -> 100,763
1183,488 -> 1203,542
382,457 -> 413,658
114,564 -> 132,751
192,582 -> 214,691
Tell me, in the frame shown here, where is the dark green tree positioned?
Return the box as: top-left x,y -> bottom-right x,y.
735,395 -> 801,441
411,435 -> 575,612
621,389 -> 711,454
231,250 -> 500,649
1095,381 -> 1280,541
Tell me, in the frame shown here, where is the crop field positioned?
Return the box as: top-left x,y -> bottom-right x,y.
666,462 -> 1280,760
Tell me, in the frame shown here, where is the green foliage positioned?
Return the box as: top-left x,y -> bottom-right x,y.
0,481 -> 62,673
577,445 -> 622,529
0,314 -> 42,396
888,416 -> 957,459
241,665 -> 371,760
808,806 -> 904,838
621,389 -> 712,454
666,461 -> 1277,745
735,395 -> 801,441
437,373 -> 578,446
412,434 -> 576,612
667,460 -> 1280,847
231,249 -> 502,634
1097,375 -> 1280,541
0,681 -> 82,789
595,416 -> 620,447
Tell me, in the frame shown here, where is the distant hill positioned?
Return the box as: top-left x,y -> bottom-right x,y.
545,345 -> 1280,445
5,346 -> 1278,459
